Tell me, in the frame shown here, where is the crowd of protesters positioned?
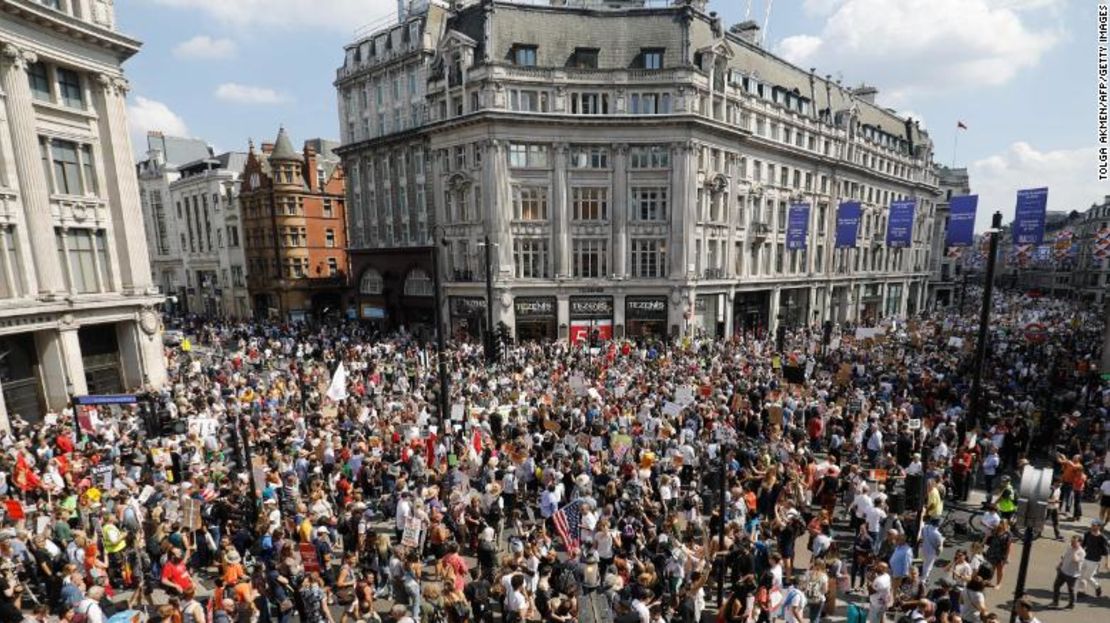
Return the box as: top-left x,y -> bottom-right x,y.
0,290 -> 1105,623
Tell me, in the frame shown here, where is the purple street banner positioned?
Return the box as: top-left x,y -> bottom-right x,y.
886,199 -> 916,248
786,203 -> 810,250
835,201 -> 861,248
1013,187 -> 1048,246
945,195 -> 978,247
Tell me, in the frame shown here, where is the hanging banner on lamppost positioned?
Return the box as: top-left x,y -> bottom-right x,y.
1013,187 -> 1048,246
946,195 -> 978,247
786,203 -> 809,250
886,199 -> 916,248
835,201 -> 861,248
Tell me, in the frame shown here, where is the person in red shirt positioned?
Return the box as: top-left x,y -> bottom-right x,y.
160,548 -> 194,596
952,448 -> 975,502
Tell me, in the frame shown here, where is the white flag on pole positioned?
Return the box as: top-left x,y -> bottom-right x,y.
326,362 -> 349,401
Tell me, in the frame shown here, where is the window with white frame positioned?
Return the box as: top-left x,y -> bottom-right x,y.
55,228 -> 110,294
55,66 -> 84,109
0,226 -> 24,299
628,145 -> 670,169
39,137 -> 97,196
325,229 -> 336,247
628,92 -> 671,114
569,145 -> 608,169
572,187 -> 608,220
327,258 -> 339,276
509,89 -> 548,112
631,187 -> 668,221
512,185 -> 548,221
404,268 -> 434,296
572,238 -> 609,278
630,238 -> 666,278
508,143 -> 549,168
569,92 -> 609,115
513,237 -> 549,279
359,268 -> 383,294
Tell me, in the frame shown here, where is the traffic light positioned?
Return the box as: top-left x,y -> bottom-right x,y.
489,324 -> 501,363
823,320 -> 833,345
776,324 -> 786,353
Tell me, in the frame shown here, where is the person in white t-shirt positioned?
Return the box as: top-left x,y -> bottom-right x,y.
868,563 -> 893,623
865,502 -> 888,554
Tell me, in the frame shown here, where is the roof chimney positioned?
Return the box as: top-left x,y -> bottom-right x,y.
851,85 -> 879,104
304,145 -> 319,191
261,142 -> 274,155
730,20 -> 761,46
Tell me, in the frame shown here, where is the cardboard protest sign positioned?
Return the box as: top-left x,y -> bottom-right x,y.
401,517 -> 424,549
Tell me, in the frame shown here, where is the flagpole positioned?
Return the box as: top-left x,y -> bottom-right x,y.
951,129 -> 959,168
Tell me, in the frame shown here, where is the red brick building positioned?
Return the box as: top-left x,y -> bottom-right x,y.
240,127 -> 348,321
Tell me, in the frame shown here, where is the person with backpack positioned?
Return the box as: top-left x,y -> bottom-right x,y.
802,559 -> 829,623
776,576 -> 808,623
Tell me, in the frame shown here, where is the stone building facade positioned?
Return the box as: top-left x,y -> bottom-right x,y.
0,0 -> 166,426
136,132 -> 213,314
240,128 -> 348,322
336,0 -> 940,341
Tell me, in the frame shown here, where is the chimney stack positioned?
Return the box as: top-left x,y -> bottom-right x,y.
261,142 -> 274,155
304,145 -> 319,191
851,85 -> 879,104
730,20 -> 761,46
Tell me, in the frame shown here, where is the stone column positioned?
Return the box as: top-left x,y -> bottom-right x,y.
768,286 -> 782,336
483,140 -> 513,274
92,73 -> 153,294
669,142 -> 695,279
552,143 -> 569,277
36,327 -> 86,410
613,143 -> 628,278
116,313 -> 167,390
0,378 -> 9,434
0,44 -> 65,297
724,288 -> 735,337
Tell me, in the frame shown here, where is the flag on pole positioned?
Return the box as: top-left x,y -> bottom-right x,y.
553,499 -> 582,554
957,121 -> 968,130
325,362 -> 349,401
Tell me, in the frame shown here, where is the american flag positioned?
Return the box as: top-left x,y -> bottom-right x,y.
553,499 -> 582,554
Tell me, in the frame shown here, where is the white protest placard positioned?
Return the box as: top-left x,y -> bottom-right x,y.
674,386 -> 695,406
662,401 -> 683,418
947,337 -> 964,349
451,404 -> 465,422
401,517 -> 424,548
855,327 -> 885,341
569,374 -> 587,396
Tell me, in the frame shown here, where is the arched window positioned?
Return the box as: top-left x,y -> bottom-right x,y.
359,268 -> 383,295
403,268 -> 434,297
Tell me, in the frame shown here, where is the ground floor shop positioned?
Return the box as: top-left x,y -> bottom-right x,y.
0,300 -> 166,430
436,277 -> 928,343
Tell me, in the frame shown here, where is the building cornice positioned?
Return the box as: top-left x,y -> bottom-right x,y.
1,0 -> 141,60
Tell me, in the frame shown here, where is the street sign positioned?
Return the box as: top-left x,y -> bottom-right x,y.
1024,322 -> 1047,344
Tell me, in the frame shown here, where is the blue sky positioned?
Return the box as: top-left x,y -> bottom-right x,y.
120,0 -> 1103,232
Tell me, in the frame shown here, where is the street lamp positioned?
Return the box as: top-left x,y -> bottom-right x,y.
476,235 -> 498,364
966,211 -> 1003,437
430,226 -> 450,427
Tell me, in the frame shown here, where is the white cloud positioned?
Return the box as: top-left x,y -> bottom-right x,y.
214,83 -> 290,105
127,96 -> 189,155
969,142 -> 1100,231
173,35 -> 236,60
151,0 -> 390,33
776,0 -> 1060,105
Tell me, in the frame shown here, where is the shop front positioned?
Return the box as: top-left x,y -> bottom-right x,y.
694,294 -> 723,338
733,290 -> 771,338
569,296 -> 614,344
625,296 -> 668,339
514,296 -> 557,341
450,296 -> 487,340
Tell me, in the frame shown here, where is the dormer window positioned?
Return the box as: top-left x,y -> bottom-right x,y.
513,45 -> 538,67
572,47 -> 599,69
643,48 -> 664,70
